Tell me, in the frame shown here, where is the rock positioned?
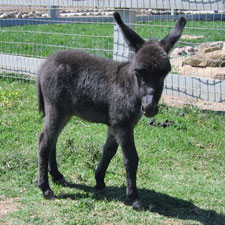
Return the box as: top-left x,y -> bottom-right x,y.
173,41 -> 225,80
8,11 -> 17,18
93,12 -> 102,16
22,13 -> 29,18
200,46 -> 222,53
0,12 -> 8,19
42,14 -> 49,18
171,46 -> 195,58
16,11 -> 23,18
104,11 -> 113,16
183,49 -> 225,67
183,46 -> 195,55
35,11 -> 42,17
198,41 -> 223,53
183,55 -> 202,67
170,56 -> 186,72
75,12 -> 87,16
27,12 -> 34,17
171,48 -> 185,57
0,12 -> 16,18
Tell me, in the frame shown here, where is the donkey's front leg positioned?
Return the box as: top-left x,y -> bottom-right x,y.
115,127 -> 144,210
95,127 -> 119,190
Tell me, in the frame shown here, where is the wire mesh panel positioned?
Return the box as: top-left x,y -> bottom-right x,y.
0,0 -> 224,111
0,3 -> 115,76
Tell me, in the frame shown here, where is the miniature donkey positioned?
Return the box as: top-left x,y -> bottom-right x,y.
37,12 -> 186,210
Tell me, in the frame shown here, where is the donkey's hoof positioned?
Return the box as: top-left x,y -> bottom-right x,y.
95,181 -> 106,191
95,183 -> 106,193
132,199 -> 144,211
43,189 -> 56,199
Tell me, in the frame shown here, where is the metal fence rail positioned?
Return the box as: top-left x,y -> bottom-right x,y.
0,0 -> 224,110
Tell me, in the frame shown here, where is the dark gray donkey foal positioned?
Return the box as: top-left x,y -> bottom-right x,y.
37,12 -> 186,210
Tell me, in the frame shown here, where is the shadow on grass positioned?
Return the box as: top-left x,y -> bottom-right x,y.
57,182 -> 225,225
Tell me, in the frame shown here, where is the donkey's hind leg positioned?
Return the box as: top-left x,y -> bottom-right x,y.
48,144 -> 66,186
95,127 -> 119,190
38,108 -> 70,199
48,115 -> 71,186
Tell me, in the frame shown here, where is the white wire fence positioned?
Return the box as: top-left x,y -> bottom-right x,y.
0,0 -> 224,111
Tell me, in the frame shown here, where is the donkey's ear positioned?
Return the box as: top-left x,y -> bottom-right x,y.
113,12 -> 145,53
160,17 -> 187,53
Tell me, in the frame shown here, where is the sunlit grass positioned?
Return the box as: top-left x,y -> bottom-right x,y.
0,78 -> 224,224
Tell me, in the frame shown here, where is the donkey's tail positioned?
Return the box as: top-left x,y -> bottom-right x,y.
36,77 -> 45,117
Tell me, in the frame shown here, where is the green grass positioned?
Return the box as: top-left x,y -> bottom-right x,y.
137,20 -> 225,46
0,20 -> 224,59
0,23 -> 114,58
0,78 -> 225,224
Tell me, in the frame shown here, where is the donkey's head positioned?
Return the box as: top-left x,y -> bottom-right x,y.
114,12 -> 186,117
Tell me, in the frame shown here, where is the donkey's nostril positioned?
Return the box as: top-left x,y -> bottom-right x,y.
141,105 -> 145,114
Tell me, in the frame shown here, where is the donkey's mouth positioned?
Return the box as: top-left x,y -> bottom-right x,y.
141,95 -> 159,118
141,105 -> 159,118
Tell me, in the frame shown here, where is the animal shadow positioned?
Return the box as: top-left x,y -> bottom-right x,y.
57,181 -> 225,225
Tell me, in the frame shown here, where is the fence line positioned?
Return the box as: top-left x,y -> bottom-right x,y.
1,13 -> 225,27
1,53 -> 224,103
0,0 -> 224,10
0,1 -> 225,110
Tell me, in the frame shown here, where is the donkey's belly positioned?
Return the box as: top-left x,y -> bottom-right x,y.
73,102 -> 109,125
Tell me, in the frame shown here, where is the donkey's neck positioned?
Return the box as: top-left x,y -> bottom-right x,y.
116,61 -> 133,80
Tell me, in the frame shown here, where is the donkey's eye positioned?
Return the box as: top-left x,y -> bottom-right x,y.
135,69 -> 148,81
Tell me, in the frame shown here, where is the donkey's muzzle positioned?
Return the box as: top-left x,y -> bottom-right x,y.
141,95 -> 159,118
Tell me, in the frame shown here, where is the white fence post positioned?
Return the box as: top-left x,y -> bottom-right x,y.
113,10 -> 136,62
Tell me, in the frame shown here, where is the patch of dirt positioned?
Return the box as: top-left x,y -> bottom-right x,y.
181,35 -> 204,40
0,197 -> 20,217
161,95 -> 225,112
163,219 -> 183,225
179,65 -> 225,80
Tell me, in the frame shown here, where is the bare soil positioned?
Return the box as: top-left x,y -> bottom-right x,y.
181,35 -> 204,40
161,95 -> 225,112
0,197 -> 20,217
